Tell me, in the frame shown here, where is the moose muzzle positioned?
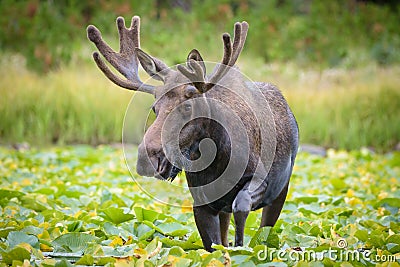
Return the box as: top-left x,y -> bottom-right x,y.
136,142 -> 180,180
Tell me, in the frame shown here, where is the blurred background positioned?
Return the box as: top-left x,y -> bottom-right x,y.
0,0 -> 399,152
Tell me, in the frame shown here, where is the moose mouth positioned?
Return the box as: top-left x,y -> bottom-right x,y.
155,156 -> 181,181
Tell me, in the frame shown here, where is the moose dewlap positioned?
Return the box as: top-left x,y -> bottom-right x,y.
87,16 -> 299,251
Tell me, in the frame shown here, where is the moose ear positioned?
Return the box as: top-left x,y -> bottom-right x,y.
136,48 -> 170,82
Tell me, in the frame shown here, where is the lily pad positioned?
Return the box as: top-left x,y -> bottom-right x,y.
52,233 -> 99,253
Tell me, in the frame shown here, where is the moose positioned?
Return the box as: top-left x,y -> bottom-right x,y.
87,16 -> 299,251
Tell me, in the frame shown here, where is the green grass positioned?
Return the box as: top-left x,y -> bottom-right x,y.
275,65 -> 400,151
0,56 -> 132,145
1,53 -> 399,151
0,146 -> 399,265
241,60 -> 400,151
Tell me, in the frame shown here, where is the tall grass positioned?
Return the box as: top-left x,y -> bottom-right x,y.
1,54 -> 399,151
0,55 -> 132,145
288,73 -> 400,151
240,61 -> 400,151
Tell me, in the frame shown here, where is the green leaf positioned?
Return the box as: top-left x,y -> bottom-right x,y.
0,227 -> 16,239
137,223 -> 156,240
289,225 -> 307,235
185,250 -> 202,263
295,196 -> 319,204
376,198 -> 400,208
386,243 -> 400,253
101,244 -> 137,257
330,178 -> 347,190
294,234 -> 317,247
20,195 -> 47,211
96,257 -> 116,266
1,247 -> 30,265
354,230 -> 369,242
360,220 -> 386,231
212,244 -> 253,255
161,237 -> 203,250
54,259 -> 74,267
201,250 -> 224,266
100,207 -> 135,225
368,230 -> 386,247
386,234 -> 400,253
52,233 -> 98,253
66,220 -> 83,232
387,234 -> 400,245
145,237 -> 160,254
75,254 -> 94,265
161,230 -> 202,250
245,212 -> 259,228
0,189 -> 25,200
298,203 -> 328,215
308,226 -> 322,237
134,207 -> 160,222
7,231 -> 39,249
21,225 -> 43,235
249,227 -> 279,248
156,222 -> 189,237
168,246 -> 186,256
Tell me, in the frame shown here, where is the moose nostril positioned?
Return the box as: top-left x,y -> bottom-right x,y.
137,144 -> 162,177
156,157 -> 162,172
156,156 -> 166,173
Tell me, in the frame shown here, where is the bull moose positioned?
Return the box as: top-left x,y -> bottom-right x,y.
87,16 -> 299,251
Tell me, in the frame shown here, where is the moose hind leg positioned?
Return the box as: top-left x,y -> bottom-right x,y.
193,205 -> 221,251
219,211 -> 231,247
260,182 -> 289,227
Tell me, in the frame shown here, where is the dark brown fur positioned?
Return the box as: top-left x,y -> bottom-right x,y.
87,16 -> 299,251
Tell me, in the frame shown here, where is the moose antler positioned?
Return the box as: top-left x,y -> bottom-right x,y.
87,16 -> 154,94
177,21 -> 249,93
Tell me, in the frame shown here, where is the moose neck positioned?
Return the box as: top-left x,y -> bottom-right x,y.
185,117 -> 231,187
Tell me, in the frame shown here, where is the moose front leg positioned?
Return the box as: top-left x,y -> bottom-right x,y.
219,211 -> 231,247
232,189 -> 252,246
193,205 -> 221,251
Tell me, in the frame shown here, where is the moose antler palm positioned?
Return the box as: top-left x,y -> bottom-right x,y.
177,21 -> 249,93
87,16 -> 155,94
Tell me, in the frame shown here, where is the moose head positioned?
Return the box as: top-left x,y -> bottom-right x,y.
87,16 -> 299,251
87,16 -> 249,181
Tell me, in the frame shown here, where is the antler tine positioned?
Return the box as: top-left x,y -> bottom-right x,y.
178,59 -> 207,92
131,15 -> 140,48
177,49 -> 208,92
221,33 -> 233,66
87,16 -> 154,93
177,60 -> 204,81
118,16 -> 140,53
92,52 -> 154,94
207,33 -> 233,88
177,21 -> 249,94
229,21 -> 248,66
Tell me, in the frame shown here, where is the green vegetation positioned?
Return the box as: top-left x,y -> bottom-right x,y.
0,146 -> 399,265
1,1 -> 399,72
0,61 -> 132,145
